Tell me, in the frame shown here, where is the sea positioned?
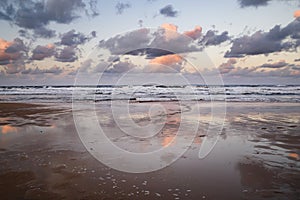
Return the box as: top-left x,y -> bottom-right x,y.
0,85 -> 300,103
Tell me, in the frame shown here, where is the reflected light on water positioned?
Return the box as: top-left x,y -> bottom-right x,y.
1,125 -> 18,134
162,136 -> 175,147
288,153 -> 299,160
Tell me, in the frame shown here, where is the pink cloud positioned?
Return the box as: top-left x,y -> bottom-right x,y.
184,26 -> 202,40
0,38 -> 19,64
294,10 -> 300,18
150,54 -> 183,65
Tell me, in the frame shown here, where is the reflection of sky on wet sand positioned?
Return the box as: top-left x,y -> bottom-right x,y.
162,135 -> 176,147
1,125 -> 18,134
225,104 -> 300,199
288,152 -> 299,160
0,102 -> 299,199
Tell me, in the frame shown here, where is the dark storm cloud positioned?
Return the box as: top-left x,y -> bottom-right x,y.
33,27 -> 56,38
0,0 -> 98,29
55,46 -> 77,62
200,30 -> 230,46
59,29 -> 89,46
31,44 -> 55,60
159,5 -> 178,17
115,2 -> 131,15
238,0 -> 272,8
99,25 -> 204,58
258,61 -> 288,68
5,38 -> 27,53
99,28 -> 151,55
225,19 -> 300,57
0,38 -> 27,65
125,48 -> 174,59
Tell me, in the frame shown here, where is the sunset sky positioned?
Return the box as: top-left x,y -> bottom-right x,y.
0,0 -> 300,85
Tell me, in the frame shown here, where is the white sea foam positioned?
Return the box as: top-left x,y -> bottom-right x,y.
0,85 -> 299,103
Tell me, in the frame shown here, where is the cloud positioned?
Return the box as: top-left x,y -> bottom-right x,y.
91,31 -> 97,37
125,48 -> 173,59
161,23 -> 178,32
80,59 -> 93,71
149,25 -> 201,55
150,54 -> 183,65
93,61 -> 110,73
5,38 -> 27,53
138,19 -> 143,27
0,38 -> 27,65
55,46 -> 77,62
105,61 -> 136,73
294,10 -> 300,19
290,64 -> 300,71
100,24 -> 229,60
0,39 -> 14,65
0,38 -> 27,74
200,30 -> 230,46
59,29 -> 90,46
0,0 -> 98,30
225,32 -> 281,57
238,0 -> 271,8
99,28 -> 151,54
184,26 -> 202,40
159,5 -> 178,17
18,29 -> 31,39
216,60 -> 300,78
143,54 -> 183,73
258,60 -> 288,68
77,59 -> 133,74
31,44 -> 55,60
115,2 -> 131,15
4,62 -> 25,74
144,63 -> 182,73
160,23 -> 179,41
218,58 -> 237,74
225,19 -> 300,57
22,66 -> 62,75
33,27 -> 56,38
100,24 -> 205,60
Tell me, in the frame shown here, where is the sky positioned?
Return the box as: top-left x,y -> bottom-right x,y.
0,0 -> 300,85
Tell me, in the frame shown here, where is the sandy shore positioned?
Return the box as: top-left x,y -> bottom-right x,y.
0,102 -> 299,199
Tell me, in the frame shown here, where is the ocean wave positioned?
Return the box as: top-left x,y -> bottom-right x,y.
0,85 -> 300,103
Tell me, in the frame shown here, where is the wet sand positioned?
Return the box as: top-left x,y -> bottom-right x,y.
0,102 -> 299,199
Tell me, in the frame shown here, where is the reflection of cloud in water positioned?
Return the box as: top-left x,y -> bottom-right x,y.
288,152 -> 299,160
232,110 -> 300,199
1,125 -> 17,134
237,160 -> 299,199
193,136 -> 202,144
162,135 -> 175,147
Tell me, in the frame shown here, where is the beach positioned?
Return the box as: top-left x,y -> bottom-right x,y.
1,0 -> 300,199
0,101 -> 299,199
